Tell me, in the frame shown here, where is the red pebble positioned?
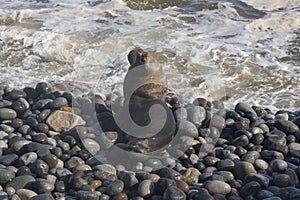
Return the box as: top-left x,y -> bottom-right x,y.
176,180 -> 189,193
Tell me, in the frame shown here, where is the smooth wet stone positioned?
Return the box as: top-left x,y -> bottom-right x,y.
274,119 -> 299,134
203,156 -> 220,167
107,180 -> 124,196
34,178 -> 55,193
7,89 -> 27,100
11,100 -> 27,116
186,106 -> 206,126
232,135 -> 249,147
191,188 -> 214,200
257,190 -> 274,199
206,180 -> 231,195
35,123 -> 49,133
35,82 -> 52,97
54,159 -> 65,174
285,168 -> 299,187
42,154 -> 58,169
273,174 -> 290,187
118,170 -> 139,189
5,186 -> 15,196
71,176 -> 88,190
268,144 -> 288,155
55,180 -> 65,193
19,152 -> 38,166
233,130 -> 253,139
93,164 -> 117,181
209,115 -> 226,131
251,133 -> 264,145
32,99 -> 52,111
264,135 -> 286,146
11,139 -> 31,153
90,179 -> 102,190
138,180 -> 154,197
77,191 -> 99,200
16,189 -> 37,200
233,161 -> 257,180
182,168 -> 200,185
200,172 -> 213,182
51,97 -> 68,109
214,171 -> 234,182
65,156 -> 84,169
176,120 -> 198,138
234,103 -> 257,121
10,118 -> 23,129
0,124 -> 14,133
175,180 -> 189,193
18,124 -> 31,135
234,146 -> 247,157
0,168 -> 15,184
272,160 -> 287,172
82,138 -> 100,155
240,181 -> 261,198
74,164 -> 92,172
16,166 -> 31,176
112,192 -> 128,200
0,108 -> 17,120
46,110 -> 86,132
174,108 -> 188,121
64,135 -> 77,147
261,150 -> 284,160
233,117 -> 250,131
34,159 -> 49,177
31,194 -> 55,200
0,154 -> 19,166
152,167 -> 182,180
46,174 -> 56,185
244,173 -> 269,189
99,194 -> 110,200
38,109 -> 52,122
36,146 -> 51,157
5,175 -> 36,190
289,143 -> 300,158
155,178 -> 176,195
163,186 -> 186,200
146,174 -> 160,183
25,142 -> 52,153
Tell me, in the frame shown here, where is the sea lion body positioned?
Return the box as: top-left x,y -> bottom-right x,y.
122,48 -> 176,153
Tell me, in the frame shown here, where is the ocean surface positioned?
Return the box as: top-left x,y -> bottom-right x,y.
1,0 -> 299,111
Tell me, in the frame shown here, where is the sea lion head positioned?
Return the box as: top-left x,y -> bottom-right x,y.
128,47 -> 149,70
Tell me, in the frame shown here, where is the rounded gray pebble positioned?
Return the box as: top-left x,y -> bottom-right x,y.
107,180 -> 124,196
138,180 -> 154,197
0,108 -> 17,120
5,175 -> 36,190
82,138 -> 100,155
0,168 -> 15,184
163,186 -> 186,200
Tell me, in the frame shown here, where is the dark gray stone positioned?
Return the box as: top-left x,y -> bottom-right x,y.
0,168 -> 15,184
244,173 -> 270,189
5,175 -> 35,190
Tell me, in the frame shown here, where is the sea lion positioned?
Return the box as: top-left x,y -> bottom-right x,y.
120,47 -> 176,153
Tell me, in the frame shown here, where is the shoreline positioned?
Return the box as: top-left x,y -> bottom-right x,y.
0,82 -> 300,200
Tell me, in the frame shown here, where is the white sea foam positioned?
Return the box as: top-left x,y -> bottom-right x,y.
0,0 -> 299,110
240,0 -> 300,11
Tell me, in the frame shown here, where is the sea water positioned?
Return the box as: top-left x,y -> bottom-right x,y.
0,0 -> 299,111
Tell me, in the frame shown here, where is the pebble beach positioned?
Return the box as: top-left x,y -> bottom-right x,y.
0,82 -> 300,200
1,0 -> 300,199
